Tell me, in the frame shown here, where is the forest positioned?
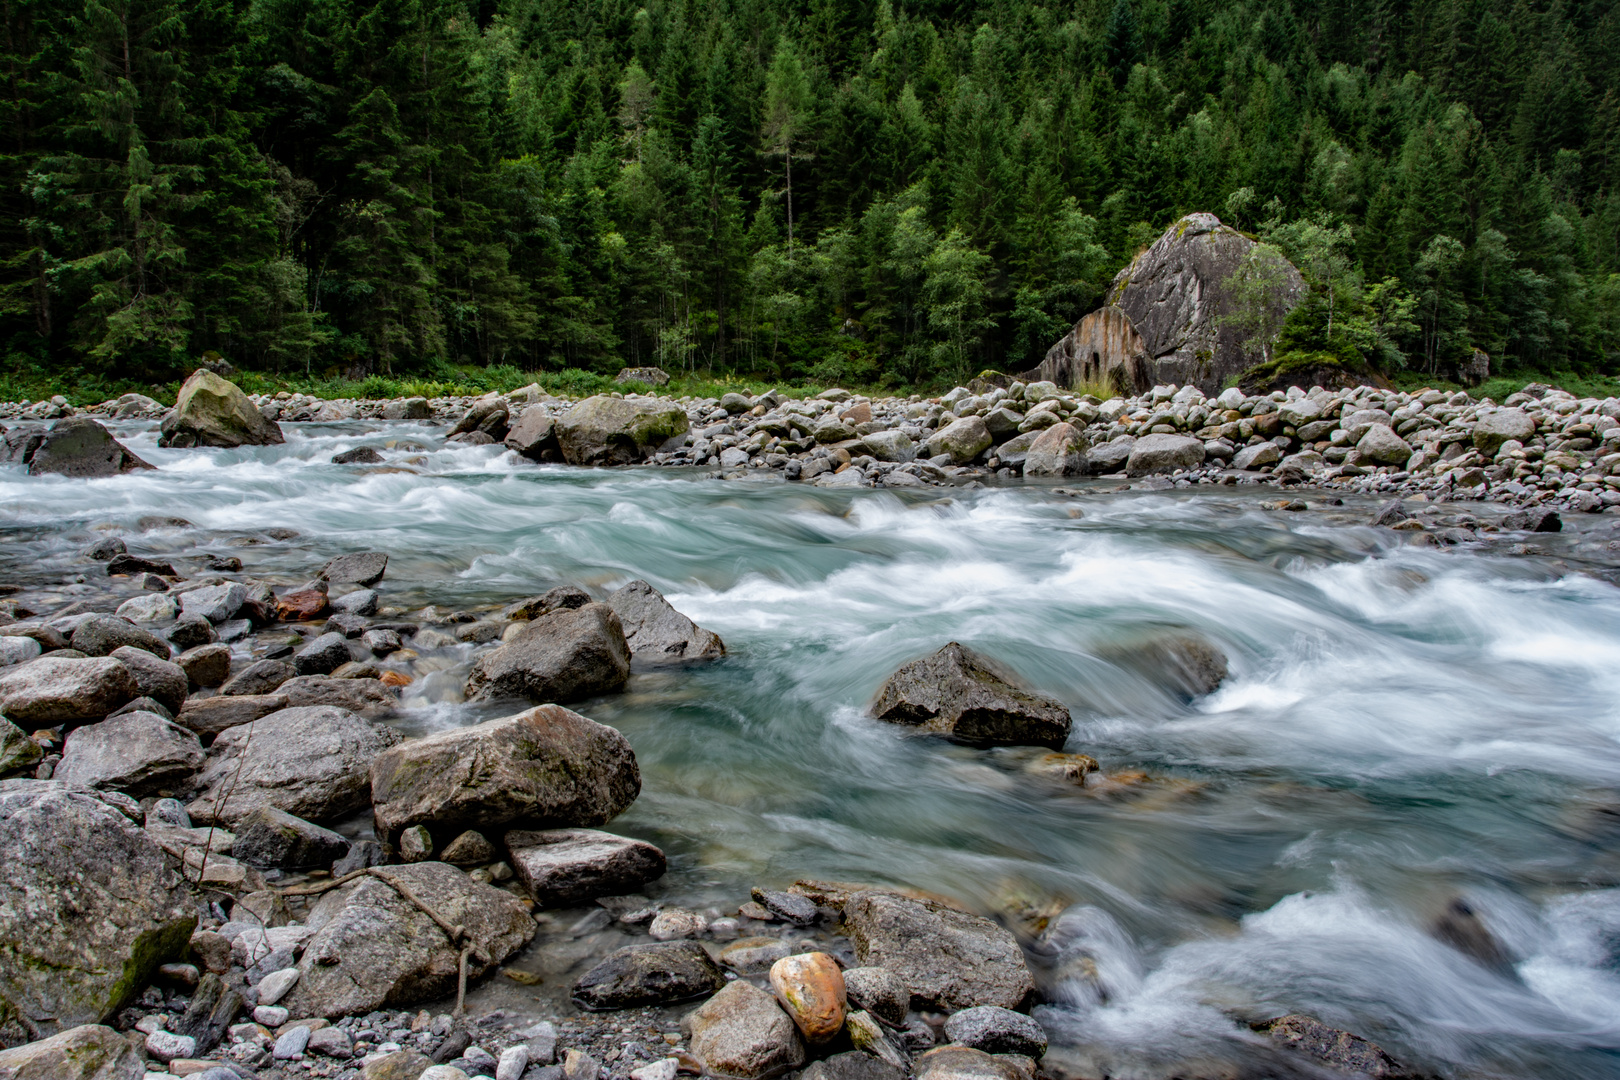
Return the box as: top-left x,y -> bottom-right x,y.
1,0 -> 1618,394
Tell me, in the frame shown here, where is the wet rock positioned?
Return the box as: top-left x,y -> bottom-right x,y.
687,978 -> 805,1079
925,417 -> 993,465
451,393 -> 511,438
320,552 -> 388,587
942,1007 -> 1047,1058
166,614 -> 216,650
912,1046 -> 1026,1080
115,592 -> 177,623
604,581 -> 724,664
178,583 -> 247,625
1370,499 -> 1409,527
504,587 -> 594,622
0,782 -> 195,1046
801,1051 -> 905,1080
870,643 -> 1071,750
293,631 -> 353,676
282,861 -> 534,1018
54,711 -> 204,795
440,829 -> 497,866
70,616 -> 169,659
843,890 -> 1033,1011
571,942 -> 726,1010
751,888 -> 817,926
371,703 -> 640,840
221,658 -> 296,696
0,1023 -> 144,1079
1255,1015 -> 1413,1079
332,588 -> 380,616
0,656 -> 138,726
277,674 -> 397,717
649,908 -> 707,940
24,417 -> 154,478
1472,408 -> 1537,455
0,717 -> 42,777
188,705 -> 401,825
177,643 -> 231,688
1022,423 -> 1088,477
176,692 -> 288,737
769,953 -> 845,1045
841,968 -> 908,1027
1097,629 -> 1227,698
557,396 -> 690,466
83,536 -> 127,561
1503,507 -> 1561,532
719,938 -> 793,974
1432,898 -> 1510,971
505,828 -> 666,907
845,1010 -> 908,1072
504,410 -> 559,460
1125,433 -> 1204,475
233,806 -> 352,869
464,603 -> 630,705
109,646 -> 187,713
160,369 -> 284,448
333,446 -> 384,465
105,552 -> 176,577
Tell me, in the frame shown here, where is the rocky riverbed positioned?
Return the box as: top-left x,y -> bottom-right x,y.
2,370 -> 1620,1080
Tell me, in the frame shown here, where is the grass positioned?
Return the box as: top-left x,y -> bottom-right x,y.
1388,369 -> 1620,402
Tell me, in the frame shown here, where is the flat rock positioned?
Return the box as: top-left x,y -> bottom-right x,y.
570,942 -> 726,1010
506,828 -> 666,907
160,369 -> 284,448
604,581 -> 724,664
220,659 -> 295,695
320,552 -> 388,587
687,979 -> 805,1079
179,583 -> 247,624
277,675 -> 397,717
233,806 -> 352,869
870,643 -> 1071,749
370,703 -> 640,841
464,603 -> 630,705
0,1023 -> 144,1079
176,693 -> 288,737
54,711 -> 204,796
843,890 -> 1033,1011
942,1006 -> 1047,1058
801,1051 -> 904,1080
0,656 -> 138,726
188,706 -> 401,825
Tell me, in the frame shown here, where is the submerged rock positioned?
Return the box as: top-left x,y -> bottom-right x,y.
505,828 -> 666,907
870,643 -> 1071,749
843,889 -> 1033,1011
1255,1015 -> 1414,1079
159,369 -> 284,448
604,581 -> 724,664
1097,629 -> 1227,698
464,603 -> 630,705
571,942 -> 726,1011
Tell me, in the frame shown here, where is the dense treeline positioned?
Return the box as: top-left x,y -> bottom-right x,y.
2,0 -> 1618,390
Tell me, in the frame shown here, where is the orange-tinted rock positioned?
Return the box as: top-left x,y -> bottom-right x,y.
768,952 -> 846,1045
378,670 -> 412,688
841,402 -> 873,425
276,589 -> 328,621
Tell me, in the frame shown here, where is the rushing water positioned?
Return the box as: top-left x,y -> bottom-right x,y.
5,419 -> 1620,1078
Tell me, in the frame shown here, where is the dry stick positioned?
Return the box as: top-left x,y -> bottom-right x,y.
196,714 -> 260,897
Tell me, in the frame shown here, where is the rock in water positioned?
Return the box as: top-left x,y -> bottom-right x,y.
464,603 -> 630,705
570,942 -> 726,1010
232,806 -> 352,870
1124,433 -> 1205,475
0,657 -> 139,726
0,782 -> 195,1045
504,410 -> 559,461
53,711 -> 204,796
1097,629 -> 1227,698
1021,423 -> 1088,477
159,369 -> 284,448
842,890 -> 1033,1011
24,418 -> 154,478
1255,1015 -> 1413,1079
370,704 -> 640,841
187,706 -> 401,825
1105,213 -> 1304,395
768,953 -> 846,1045
0,1023 -> 145,1079
870,643 -> 1071,749
505,829 -> 667,907
686,979 -> 805,1079
604,581 -> 724,664
280,862 -> 534,1018
319,552 -> 388,587
555,396 -> 690,466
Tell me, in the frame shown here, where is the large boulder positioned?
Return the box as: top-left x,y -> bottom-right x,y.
604,581 -> 724,664
53,712 -> 204,796
159,369 -> 284,448
232,806 -> 351,870
842,890 -> 1033,1011
109,646 -> 187,714
187,706 -> 401,825
1104,213 -> 1305,395
1124,433 -> 1205,475
504,410 -> 559,461
555,396 -> 689,466
0,657 -> 139,726
505,828 -> 666,907
464,603 -> 630,705
0,1024 -> 145,1079
22,418 -> 154,478
571,941 -> 726,1011
1021,423 -> 1087,477
0,782 -> 195,1046
1023,305 -> 1151,396
1472,408 -> 1537,455
925,417 -> 992,465
370,704 -> 640,842
176,693 -> 288,738
687,979 -> 806,1079
279,862 -> 534,1019
70,617 -> 169,660
1356,423 -> 1413,466
870,643 -> 1071,750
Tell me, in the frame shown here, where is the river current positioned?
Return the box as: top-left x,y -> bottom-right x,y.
4,419 -> 1620,1079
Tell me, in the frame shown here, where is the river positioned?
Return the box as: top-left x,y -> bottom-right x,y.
4,419 -> 1620,1079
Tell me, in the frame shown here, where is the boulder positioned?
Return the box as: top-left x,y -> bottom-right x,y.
1124,433 -> 1205,475
862,431 -> 916,463
332,446 -> 384,464
570,942 -> 726,1010
221,659 -> 295,696
53,711 -> 204,795
464,603 -> 630,705
176,693 -> 288,737
280,862 -> 534,1019
687,979 -> 805,1079
0,718 -> 42,778
0,1024 -> 144,1079
925,417 -> 993,465
1021,423 -> 1087,477
768,953 -> 845,1045
277,675 -> 397,717
1097,629 -> 1227,698
23,418 -> 154,478
115,593 -> 176,623
802,1052 -> 904,1080
1356,423 -> 1413,466
912,1047 -> 1026,1080
1104,213 -> 1304,395
0,657 -> 138,726
70,617 -> 169,660
1472,408 -> 1537,455
1232,441 -> 1281,470
556,396 -> 690,466
843,890 -> 1033,1011
232,807 -> 352,870
604,581 -> 724,664
617,367 -> 670,387
0,782 -> 195,1045
159,369 -> 284,448
450,394 -> 510,439
382,398 -> 431,421
371,703 -> 640,841
504,411 -> 559,461
992,431 -> 1040,471
188,706 -> 401,825
177,643 -> 231,688
319,553 -> 388,587
505,828 -> 666,907
109,646 -> 187,714
1255,1015 -> 1413,1079
870,643 -> 1071,750
942,1007 -> 1047,1058
179,583 -> 247,624
1022,306 -> 1151,397
293,632 -> 352,676
166,615 -> 216,650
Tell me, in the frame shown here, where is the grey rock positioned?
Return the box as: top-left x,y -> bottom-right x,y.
332,446 -> 384,465
1503,507 -> 1561,532
439,829 -> 497,866
1097,629 -> 1228,698
464,603 -> 630,705
105,552 -> 176,577
333,839 -> 386,877
0,717 -> 42,778
277,675 -> 397,717
1472,408 -> 1537,455
273,1024 -> 310,1059
221,658 -> 295,696
570,941 -> 726,1010
871,643 -> 1071,750
188,705 -> 401,825
687,979 -> 805,1079
54,711 -> 204,795
176,692 -> 288,738
801,1051 -> 905,1080
382,397 -> 431,420
503,586 -> 592,621
1370,499 -> 1409,527
233,806 -> 352,869
83,536 -> 127,561
1356,423 -> 1413,466
556,396 -> 690,466
166,615 -> 217,650
1021,423 -> 1087,477
70,616 -> 169,659
912,1046 -> 1027,1080
159,369 -> 284,448
505,411 -> 559,461
842,967 -> 908,1027
604,581 -> 724,664
294,632 -> 353,676
862,430 -> 916,463
992,431 -> 1040,470
0,1023 -> 144,1079
146,798 -> 190,828
843,889 -> 1034,1011
327,613 -> 366,637
1232,441 -> 1281,470
617,367 -> 670,387
177,643 -> 232,688
942,1006 -> 1048,1058
114,593 -> 177,624
320,552 -> 389,587
362,628 -> 402,655
332,589 -> 380,616
24,417 -> 154,478
180,583 -> 248,624
1124,433 -> 1205,476
505,828 -> 666,907
750,888 -> 817,926
307,1025 -> 352,1058
110,646 -> 187,714
1086,435 -> 1135,474
925,417 -> 993,465
371,703 -> 640,840
0,656 -> 139,726
1256,1014 -> 1414,1079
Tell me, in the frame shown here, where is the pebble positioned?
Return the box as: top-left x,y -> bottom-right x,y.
257,966 -> 299,1005
273,1024 -> 312,1059
145,1029 -> 197,1063
629,1058 -> 679,1080
496,1044 -> 530,1080
253,1004 -> 290,1027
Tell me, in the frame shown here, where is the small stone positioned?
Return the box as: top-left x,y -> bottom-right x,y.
718,937 -> 793,974
158,961 -> 200,987
190,929 -> 232,973
750,887 -> 817,925
146,1029 -> 198,1063
845,1011 -> 908,1072
769,952 -> 846,1045
257,966 -> 300,1005
463,1045 -> 498,1072
496,1044 -> 531,1080
308,1026 -> 353,1057
254,1005 -> 290,1027
738,901 -> 774,921
564,1049 -> 601,1080
842,967 -> 909,1027
440,829 -> 497,867
400,824 -> 434,862
273,1024 -> 311,1059
648,908 -> 708,940
629,1059 -> 678,1080
942,1006 -> 1048,1058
